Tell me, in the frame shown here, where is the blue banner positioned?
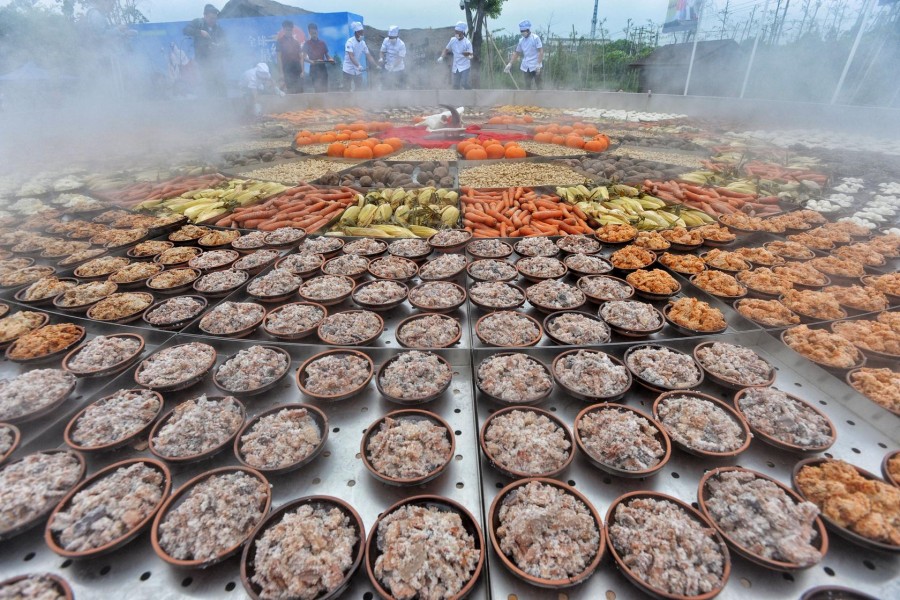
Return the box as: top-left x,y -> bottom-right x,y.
129,11 -> 364,95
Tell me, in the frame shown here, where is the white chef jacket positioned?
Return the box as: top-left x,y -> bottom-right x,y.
241,67 -> 268,91
343,36 -> 369,75
380,38 -> 406,72
445,36 -> 473,73
515,33 -> 543,72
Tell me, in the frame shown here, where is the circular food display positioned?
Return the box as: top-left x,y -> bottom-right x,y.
236,404 -> 327,473
475,311 -> 542,347
377,351 -> 453,403
362,410 -> 454,485
481,407 -> 573,478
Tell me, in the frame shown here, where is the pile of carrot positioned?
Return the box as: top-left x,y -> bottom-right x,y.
216,184 -> 358,232
460,186 -> 593,237
642,180 -> 782,218
110,174 -> 227,208
742,161 -> 828,186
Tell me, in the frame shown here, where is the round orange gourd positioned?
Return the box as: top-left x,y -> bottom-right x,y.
535,125 -> 548,133
523,115 -> 534,123
373,143 -> 394,157
349,130 -> 367,140
488,116 -> 503,124
362,138 -> 379,148
384,137 -> 404,151
465,147 -> 488,160
504,146 -> 527,159
318,133 -> 336,143
551,135 -> 566,146
353,146 -> 373,159
560,125 -> 574,135
484,144 -> 506,159
533,132 -> 552,143
294,136 -> 312,145
592,134 -> 610,151
348,122 -> 366,131
327,142 -> 346,157
335,133 -> 350,141
565,135 -> 585,149
334,123 -> 348,131
583,126 -> 599,136
583,140 -> 605,153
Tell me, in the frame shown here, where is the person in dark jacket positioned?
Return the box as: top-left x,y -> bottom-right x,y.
276,20 -> 304,94
303,23 -> 333,93
183,4 -> 228,96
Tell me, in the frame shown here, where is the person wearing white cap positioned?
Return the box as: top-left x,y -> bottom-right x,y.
343,21 -> 378,91
240,62 -> 285,118
505,20 -> 544,90
379,26 -> 407,89
438,22 -> 474,90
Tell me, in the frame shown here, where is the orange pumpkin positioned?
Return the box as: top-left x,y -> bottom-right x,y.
582,126 -> 599,136
348,122 -> 366,131
551,135 -> 566,146
523,115 -> 534,123
534,125 -> 548,133
326,142 -> 346,157
565,135 -> 585,149
484,144 -> 506,159
349,130 -> 368,140
334,123 -> 349,131
335,133 -> 351,141
352,145 -> 373,159
583,140 -> 605,153
361,137 -> 379,148
318,133 -> 336,143
465,147 -> 488,160
560,125 -> 575,135
504,146 -> 527,159
294,136 -> 313,145
373,143 -> 395,157
533,132 -> 553,143
488,116 -> 504,124
591,134 -> 610,151
383,137 -> 404,151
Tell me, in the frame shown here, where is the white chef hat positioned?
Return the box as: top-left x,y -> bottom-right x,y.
388,26 -> 400,37
454,21 -> 468,33
351,21 -> 364,32
519,20 -> 532,31
255,62 -> 270,77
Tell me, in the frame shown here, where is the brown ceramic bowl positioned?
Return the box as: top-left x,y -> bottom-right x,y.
578,274 -> 635,305
0,450 -> 87,541
653,390 -> 751,459
574,403 -> 671,478
262,301 -> 327,341
13,278 -> 78,306
468,282 -> 526,311
351,279 -> 409,312
0,574 -> 73,599
466,239 -> 513,259
408,281 -> 467,313
376,351 -> 453,404
475,352 -> 554,406
148,396 -> 246,464
0,423 -> 20,465
780,328 -> 866,375
778,293 -> 847,325
134,343 -> 217,392
146,268 -> 201,295
427,230 -> 472,253
542,310 -> 612,346
106,263 -> 165,290
5,324 -> 86,364
188,249 -> 240,272
831,320 -> 900,364
699,251 -> 751,274
232,250 -> 281,275
557,235 -> 603,255
733,386 -> 836,454
606,490 -> 731,600
611,249 -> 657,274
297,349 -> 374,402
322,255 -> 371,280
246,271 -> 304,303
692,341 -> 775,390
552,349 -> 632,402
127,240 -> 175,259
699,466 -> 827,571
301,236 -> 345,258
297,274 -> 356,306
515,257 -> 568,283
662,302 -> 728,337
153,245 -> 202,267
44,458 -> 171,559
62,333 -> 145,378
792,457 -> 900,553
213,345 -> 291,397
63,389 -> 164,453
396,313 -> 462,349
86,292 -> 155,324
198,231 -> 243,250
141,295 -> 208,330
0,311 -> 49,349
264,226 -> 307,248
361,409 -> 455,486
689,273 -> 748,301
366,495 -> 484,599
466,259 -> 519,283
0,303 -> 8,319
600,300 -> 666,338
199,303 -> 267,338
861,274 -> 900,306
242,495 -> 364,600
475,311 -> 543,347
763,241 -> 815,261
343,238 -> 388,258
480,406 -> 574,479
564,254 -> 614,278
525,282 -> 587,314
274,252 -> 324,278
418,255 -> 469,282
151,466 -> 271,568
387,239 -> 432,262
625,346 -> 701,393
317,310 -> 384,346
883,450 -> 900,487
717,214 -> 761,236
192,268 -> 250,298
800,586 -> 881,600
595,228 -> 637,245
234,403 -> 328,475
628,278 -> 682,301
489,478 -> 604,588
0,371 -> 77,426
367,256 -> 420,283
732,298 -> 801,329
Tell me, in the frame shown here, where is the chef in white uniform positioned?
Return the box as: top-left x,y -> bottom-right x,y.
343,21 -> 378,91
505,19 -> 544,90
380,26 -> 407,89
438,22 -> 474,90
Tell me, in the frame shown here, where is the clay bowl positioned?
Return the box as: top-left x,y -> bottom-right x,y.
343,239 -> 388,258
427,230 -> 472,253
367,256 -> 420,283
297,275 -> 356,306
693,341 -> 776,391
134,343 -> 217,392
556,235 -> 602,255
86,292 -> 155,324
273,252 -> 324,278
262,302 -> 327,341
63,389 -> 164,454
126,240 -> 174,259
418,255 -> 469,282
665,237 -> 704,253
317,310 -> 384,346
153,246 -> 202,268
861,275 -> 900,306
297,349 -> 374,402
792,457 -> 900,554
466,259 -> 518,283
234,403 -> 328,475
489,478 -> 604,588
407,281 -> 467,313
148,396 -> 246,464
199,303 -> 267,339
198,231 -> 244,250
882,449 -> 900,488
699,251 -> 751,275
780,328 -> 866,376
366,495 -> 484,599
577,274 -> 635,304
361,409 -> 455,486
595,229 -> 637,245
0,423 -> 20,465
474,311 -> 543,347
13,278 -> 78,306
662,303 -> 728,337
151,466 -> 271,568
605,490 -> 731,600
480,406 -> 574,479
107,264 -> 165,290
717,214 -> 761,237
629,277 -> 683,302
141,295 -> 208,330
610,249 -> 657,275
301,236 -> 345,258
396,313 -> 463,349
241,495 -> 364,600
600,300 -> 666,338
0,574 -> 73,599
5,324 -> 86,365
466,239 -> 513,259
146,268 -> 202,295
652,390 -> 752,459
688,273 -> 748,301
0,304 -> 7,319
515,257 -> 568,283
375,351 -> 453,404
44,458 -> 171,559
552,349 -> 632,403
61,333 -> 145,378
574,403 -> 671,478
623,344 -> 705,393
831,320 -> 900,365
232,250 -> 282,276
475,352 -> 554,406
732,298 -> 801,329
0,450 -> 86,541
542,310 -> 612,346
784,272 -> 831,292
525,283 -> 587,314
263,226 -> 307,248
387,239 -> 433,262
763,241 -> 815,262
187,249 -> 240,273
778,293 -> 847,325
246,272 -> 304,304
698,466 -> 828,571
800,586 -> 881,600
192,269 -> 250,298
351,279 -> 409,312
0,311 -> 49,350
213,345 -> 292,397
468,282 -> 526,312
564,254 -> 614,278
52,283 -> 117,313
